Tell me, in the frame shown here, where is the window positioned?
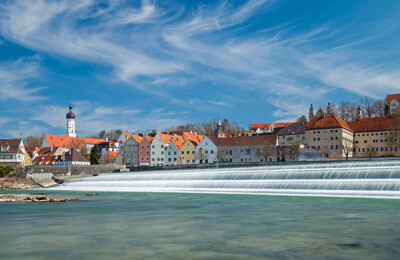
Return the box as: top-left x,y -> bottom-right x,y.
141,145 -> 144,148
174,151 -> 177,155
161,144 -> 164,148
168,152 -> 171,155
181,151 -> 184,154
323,137 -> 328,141
187,151 -> 190,154
364,140 -> 367,143
126,153 -> 129,157
211,150 -> 214,154
381,147 -> 387,151
331,130 -> 338,133
152,158 -> 154,161
152,145 -> 155,149
146,145 -> 149,148
246,149 -> 251,155
146,151 -> 149,155
146,157 -> 149,160
186,160 -> 189,163
192,160 -> 195,163
157,158 -> 160,161
161,151 -> 164,155
363,148 -> 369,152
323,130 -> 328,134
141,157 -> 144,160
381,139 -> 387,143
324,146 -> 328,150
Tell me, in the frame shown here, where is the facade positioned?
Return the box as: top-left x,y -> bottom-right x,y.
150,133 -> 173,166
195,136 -> 217,164
180,140 -> 197,165
212,135 -> 278,163
305,114 -> 354,158
348,116 -> 400,157
0,139 -> 27,168
55,148 -> 90,165
139,136 -> 154,166
66,105 -> 76,137
165,137 -> 185,166
385,94 -> 400,115
113,149 -> 124,165
98,140 -> 119,157
277,122 -> 306,146
123,135 -> 143,167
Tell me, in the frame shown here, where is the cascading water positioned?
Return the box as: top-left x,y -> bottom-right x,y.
50,161 -> 400,198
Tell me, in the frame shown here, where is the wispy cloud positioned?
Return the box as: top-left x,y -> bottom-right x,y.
0,55 -> 45,101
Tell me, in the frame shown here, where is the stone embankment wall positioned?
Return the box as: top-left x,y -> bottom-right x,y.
25,165 -> 121,176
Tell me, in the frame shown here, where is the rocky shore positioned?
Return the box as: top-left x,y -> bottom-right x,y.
0,177 -> 40,189
0,193 -> 80,203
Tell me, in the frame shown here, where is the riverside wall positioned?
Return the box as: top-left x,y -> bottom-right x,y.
16,165 -> 122,176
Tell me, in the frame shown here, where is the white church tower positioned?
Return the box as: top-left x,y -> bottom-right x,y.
66,105 -> 76,137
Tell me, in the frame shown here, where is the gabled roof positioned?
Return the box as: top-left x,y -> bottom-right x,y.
33,146 -> 63,166
44,134 -> 105,148
277,122 -> 306,136
128,135 -> 143,143
171,136 -> 185,150
106,151 -> 119,158
158,132 -> 173,144
306,115 -> 353,131
251,123 -> 272,130
25,146 -> 40,153
211,135 -> 277,147
64,148 -> 89,162
386,93 -> 400,104
182,131 -> 203,144
0,139 -> 23,153
348,116 -> 394,132
273,122 -> 295,128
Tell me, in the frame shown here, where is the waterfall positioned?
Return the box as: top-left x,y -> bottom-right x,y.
50,161 -> 400,198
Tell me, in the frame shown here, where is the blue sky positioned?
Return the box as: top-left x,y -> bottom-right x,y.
1,0 -> 400,138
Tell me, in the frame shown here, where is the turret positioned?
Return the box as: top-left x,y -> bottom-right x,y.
357,104 -> 362,121
66,105 -> 76,137
309,104 -> 314,120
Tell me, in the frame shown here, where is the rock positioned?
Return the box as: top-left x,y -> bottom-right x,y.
86,193 -> 98,196
0,194 -> 79,203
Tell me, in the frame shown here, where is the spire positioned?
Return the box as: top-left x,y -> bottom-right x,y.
309,104 -> 315,120
217,117 -> 221,127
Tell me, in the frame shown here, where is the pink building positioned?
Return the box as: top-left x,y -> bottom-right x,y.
139,136 -> 154,166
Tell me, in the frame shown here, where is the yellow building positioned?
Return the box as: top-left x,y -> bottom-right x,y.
24,153 -> 32,166
113,149 -> 124,165
179,140 -> 197,165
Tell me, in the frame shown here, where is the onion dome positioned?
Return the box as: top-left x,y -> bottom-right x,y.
66,105 -> 75,119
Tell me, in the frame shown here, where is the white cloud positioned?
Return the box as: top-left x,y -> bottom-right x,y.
0,55 -> 45,101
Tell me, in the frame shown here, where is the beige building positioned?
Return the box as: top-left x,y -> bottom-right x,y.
277,122 -> 306,146
305,114 -> 354,158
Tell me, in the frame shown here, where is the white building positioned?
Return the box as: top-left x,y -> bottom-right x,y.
195,136 -> 217,164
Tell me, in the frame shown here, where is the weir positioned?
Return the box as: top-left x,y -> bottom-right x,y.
50,161 -> 400,198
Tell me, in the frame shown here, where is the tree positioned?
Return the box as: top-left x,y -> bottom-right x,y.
287,144 -> 300,161
257,142 -> 276,162
196,148 -> 207,164
365,145 -> 377,160
70,138 -> 84,151
99,130 -> 106,139
360,96 -> 377,118
101,153 -> 113,165
24,135 -> 44,147
0,166 -> 13,177
340,138 -> 353,160
296,115 -> 307,123
217,147 -> 227,163
221,119 -> 230,131
373,99 -> 385,117
90,144 -> 100,165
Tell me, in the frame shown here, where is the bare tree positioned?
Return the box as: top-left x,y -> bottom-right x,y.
296,115 -> 307,123
373,99 -> 385,117
340,138 -> 353,160
101,153 -> 113,165
360,96 -> 377,118
257,142 -> 276,162
336,102 -> 358,122
24,135 -> 44,147
196,148 -> 207,164
287,144 -> 300,161
365,145 -> 377,160
217,147 -> 227,163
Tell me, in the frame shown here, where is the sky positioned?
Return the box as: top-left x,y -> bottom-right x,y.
1,0 -> 400,138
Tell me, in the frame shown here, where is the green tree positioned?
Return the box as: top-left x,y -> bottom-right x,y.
0,166 -> 13,177
99,130 -> 106,139
221,119 -> 230,131
296,115 -> 307,123
90,144 -> 100,165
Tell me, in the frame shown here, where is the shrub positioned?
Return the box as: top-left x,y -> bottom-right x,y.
0,166 -> 14,177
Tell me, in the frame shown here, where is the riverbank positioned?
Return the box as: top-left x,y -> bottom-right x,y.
0,193 -> 80,203
0,176 -> 39,189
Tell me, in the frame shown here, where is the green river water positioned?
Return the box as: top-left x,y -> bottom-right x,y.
1,191 -> 399,259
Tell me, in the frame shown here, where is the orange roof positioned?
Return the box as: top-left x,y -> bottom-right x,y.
33,147 -> 63,166
251,123 -> 272,130
122,133 -> 131,139
182,131 -> 203,144
273,122 -> 295,128
25,146 -> 40,153
159,132 -> 173,144
306,115 -> 352,131
129,135 -> 143,143
107,151 -> 119,158
348,116 -> 394,132
171,136 -> 185,150
44,134 -> 105,148
386,93 -> 400,103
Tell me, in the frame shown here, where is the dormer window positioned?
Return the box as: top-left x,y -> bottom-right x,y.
1,146 -> 8,151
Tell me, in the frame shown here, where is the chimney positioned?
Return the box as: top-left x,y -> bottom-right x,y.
105,137 -> 109,142
309,104 -> 314,120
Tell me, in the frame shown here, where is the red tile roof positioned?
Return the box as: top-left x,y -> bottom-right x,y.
44,134 -> 105,148
306,115 -> 353,131
130,135 -> 143,143
251,123 -> 272,130
386,93 -> 400,104
158,133 -> 173,144
33,147 -> 63,166
107,151 -> 119,158
171,136 -> 185,150
348,116 -> 394,132
273,122 -> 295,128
0,139 -> 23,153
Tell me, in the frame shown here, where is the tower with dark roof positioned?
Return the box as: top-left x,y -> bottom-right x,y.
213,118 -> 226,138
66,105 -> 76,137
309,104 -> 314,120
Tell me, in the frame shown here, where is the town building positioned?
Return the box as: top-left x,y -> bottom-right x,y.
305,114 -> 354,158
165,136 -> 185,166
150,133 -> 173,166
277,122 -> 306,146
100,151 -> 119,165
123,135 -> 143,167
212,135 -> 278,163
33,147 -> 65,166
180,140 -> 198,165
195,136 -> 217,164
25,146 -> 40,161
98,139 -> 120,157
113,149 -> 124,165
54,148 -> 90,165
139,136 -> 154,166
0,139 -> 30,168
385,93 -> 400,115
41,134 -> 105,153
